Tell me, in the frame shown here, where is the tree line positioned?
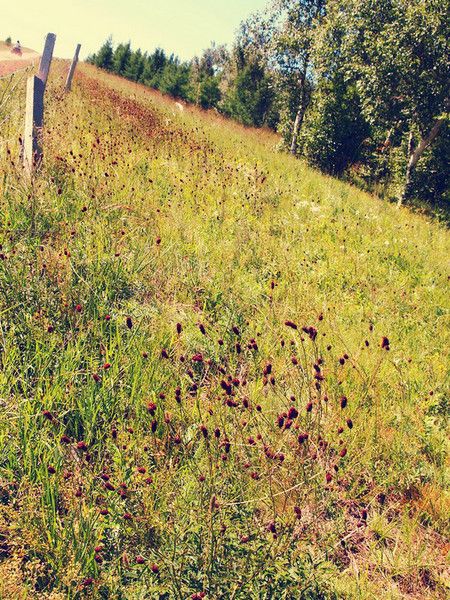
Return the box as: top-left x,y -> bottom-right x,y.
88,0 -> 448,211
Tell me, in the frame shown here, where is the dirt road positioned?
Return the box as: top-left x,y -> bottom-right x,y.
0,44 -> 39,77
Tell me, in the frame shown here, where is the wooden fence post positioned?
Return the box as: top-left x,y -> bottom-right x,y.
37,33 -> 56,85
65,44 -> 81,91
23,33 -> 56,174
23,76 -> 45,174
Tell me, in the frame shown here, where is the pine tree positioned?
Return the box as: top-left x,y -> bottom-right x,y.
95,37 -> 114,71
112,42 -> 132,76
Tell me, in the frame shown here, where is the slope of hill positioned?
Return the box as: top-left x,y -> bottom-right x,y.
0,62 -> 448,598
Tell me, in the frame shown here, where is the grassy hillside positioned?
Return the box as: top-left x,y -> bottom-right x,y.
0,62 -> 448,599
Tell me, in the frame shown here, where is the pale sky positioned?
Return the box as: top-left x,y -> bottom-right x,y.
2,0 -> 268,60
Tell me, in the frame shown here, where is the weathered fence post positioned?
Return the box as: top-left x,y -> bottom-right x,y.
23,76 -> 45,173
23,33 -> 56,174
65,44 -> 81,92
37,33 -> 56,86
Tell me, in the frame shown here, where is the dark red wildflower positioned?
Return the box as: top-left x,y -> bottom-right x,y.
326,472 -> 332,483
232,325 -> 240,335
151,420 -> 158,433
346,418 -> 353,429
220,380 -> 232,395
82,578 -> 93,587
263,363 -> 272,376
176,322 -> 182,334
267,521 -> 276,533
123,513 -> 132,520
340,396 -> 348,409
60,435 -> 71,444
302,326 -> 318,341
381,336 -> 390,350
47,465 -> 56,474
298,433 -> 309,444
288,406 -> 298,420
75,304 -> 82,313
198,323 -> 206,335
151,563 -> 159,573
126,317 -> 133,329
136,555 -> 145,564
306,402 -> 313,412
192,353 -> 203,362
200,425 -> 208,438
339,448 -> 347,458
161,349 -> 169,359
147,402 -> 157,415
92,373 -> 101,382
77,441 -> 88,451
42,410 -> 53,421
94,554 -> 103,564
103,363 -> 111,370
285,321 -> 297,330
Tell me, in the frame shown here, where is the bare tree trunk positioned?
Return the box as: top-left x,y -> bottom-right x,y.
399,101 -> 448,206
290,108 -> 305,155
400,131 -> 415,205
290,71 -> 307,155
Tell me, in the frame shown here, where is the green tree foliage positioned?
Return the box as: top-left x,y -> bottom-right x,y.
92,37 -> 114,71
221,19 -> 278,127
189,44 -> 228,109
307,0 -> 449,205
300,75 -> 369,174
268,0 -> 326,153
222,60 -> 274,127
112,42 -> 132,76
142,48 -> 167,87
125,48 -> 145,82
158,58 -> 191,100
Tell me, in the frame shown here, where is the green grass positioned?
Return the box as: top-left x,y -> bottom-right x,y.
0,61 -> 448,599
